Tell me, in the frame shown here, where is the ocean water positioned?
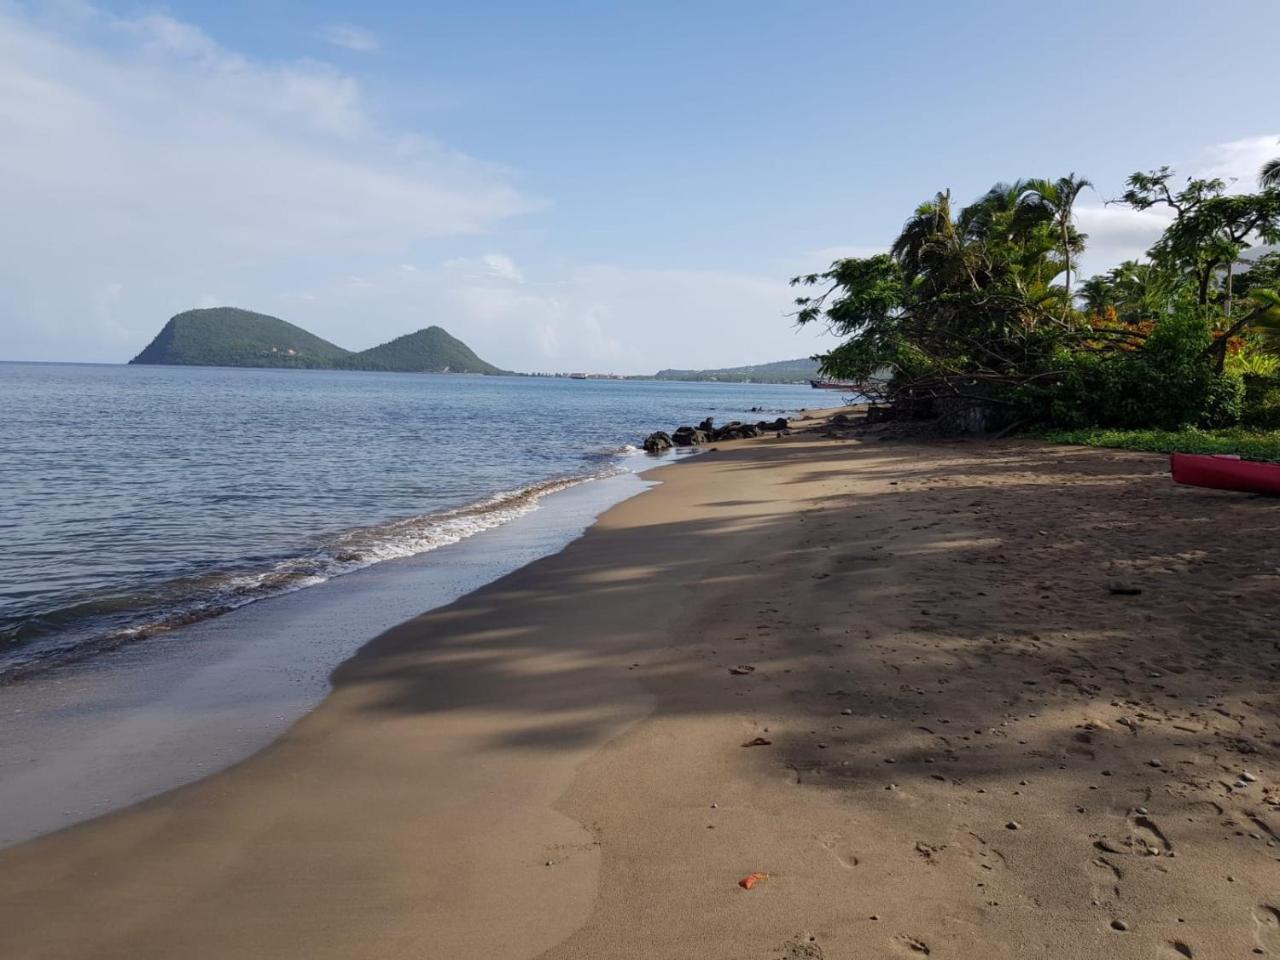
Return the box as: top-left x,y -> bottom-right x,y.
0,362 -> 810,679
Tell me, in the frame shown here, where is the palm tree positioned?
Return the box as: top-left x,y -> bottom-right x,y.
1078,274 -> 1116,317
891,190 -> 958,281
1262,158 -> 1280,189
1016,174 -> 1093,303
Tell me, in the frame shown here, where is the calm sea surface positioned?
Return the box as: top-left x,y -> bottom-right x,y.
0,363 -> 811,677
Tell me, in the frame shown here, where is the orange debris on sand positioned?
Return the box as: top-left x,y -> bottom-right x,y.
738,872 -> 769,890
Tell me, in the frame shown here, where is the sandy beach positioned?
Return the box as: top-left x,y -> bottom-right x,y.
2,412 -> 1278,959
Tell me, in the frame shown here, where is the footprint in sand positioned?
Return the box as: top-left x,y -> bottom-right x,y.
955,832 -> 1006,875
777,935 -> 825,959
892,934 -> 930,955
819,835 -> 860,869
1255,905 -> 1280,954
1160,941 -> 1194,958
1088,856 -> 1123,902
1132,814 -> 1174,854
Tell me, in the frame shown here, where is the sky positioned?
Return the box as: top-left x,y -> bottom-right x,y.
2,0 -> 1279,373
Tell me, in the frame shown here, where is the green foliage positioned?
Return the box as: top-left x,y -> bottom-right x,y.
131,310 -> 504,374
1226,338 -> 1280,378
792,254 -> 904,332
1119,167 -> 1280,307
1237,252 -> 1280,300
1038,426 -> 1280,462
1243,374 -> 1280,428
1078,260 -> 1168,325
1013,308 -> 1240,429
791,162 -> 1279,434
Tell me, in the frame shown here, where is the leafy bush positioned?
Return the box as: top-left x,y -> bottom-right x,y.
1243,375 -> 1280,428
1015,307 -> 1242,429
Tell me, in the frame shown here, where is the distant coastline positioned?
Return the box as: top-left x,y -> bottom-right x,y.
124,306 -> 820,382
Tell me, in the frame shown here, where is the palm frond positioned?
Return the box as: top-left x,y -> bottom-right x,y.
1262,158 -> 1280,190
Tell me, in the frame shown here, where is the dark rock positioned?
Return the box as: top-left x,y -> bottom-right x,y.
642,431 -> 672,453
698,417 -> 715,433
1107,582 -> 1143,596
672,426 -> 709,446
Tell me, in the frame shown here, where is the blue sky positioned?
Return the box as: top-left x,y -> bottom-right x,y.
3,0 -> 1279,371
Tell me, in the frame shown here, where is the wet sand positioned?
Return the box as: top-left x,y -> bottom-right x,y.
0,469 -> 654,849
2,414 -> 1278,959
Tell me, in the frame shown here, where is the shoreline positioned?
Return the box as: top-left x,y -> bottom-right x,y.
0,455 -> 648,684
0,466 -> 666,850
3,414 -> 1278,958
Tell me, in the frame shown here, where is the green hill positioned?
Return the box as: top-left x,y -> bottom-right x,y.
651,357 -> 819,384
341,326 -> 503,374
130,308 -> 504,374
130,308 -> 351,368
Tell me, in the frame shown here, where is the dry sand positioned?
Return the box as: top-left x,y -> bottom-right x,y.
2,413 -> 1278,959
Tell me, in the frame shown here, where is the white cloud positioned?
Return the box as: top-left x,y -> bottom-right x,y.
1195,135 -> 1280,187
480,253 -> 524,283
319,23 -> 378,54
270,257 -> 839,374
0,5 -> 538,361
1074,204 -> 1174,276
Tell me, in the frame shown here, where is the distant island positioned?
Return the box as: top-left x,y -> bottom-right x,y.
648,357 -> 819,384
130,307 -> 505,374
129,306 -> 819,383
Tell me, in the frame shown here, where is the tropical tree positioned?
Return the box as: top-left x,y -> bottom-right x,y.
1079,260 -> 1165,326
792,177 -> 1090,408
1016,174 -> 1092,303
1119,167 -> 1280,312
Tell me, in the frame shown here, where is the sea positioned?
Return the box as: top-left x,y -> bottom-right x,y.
0,362 -> 812,682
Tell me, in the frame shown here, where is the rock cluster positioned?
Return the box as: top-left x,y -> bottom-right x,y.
643,416 -> 789,453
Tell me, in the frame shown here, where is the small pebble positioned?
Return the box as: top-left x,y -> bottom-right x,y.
1241,771 -> 1258,783
1006,821 -> 1021,830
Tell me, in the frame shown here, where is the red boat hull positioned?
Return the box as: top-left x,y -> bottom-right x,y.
1170,452 -> 1280,496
